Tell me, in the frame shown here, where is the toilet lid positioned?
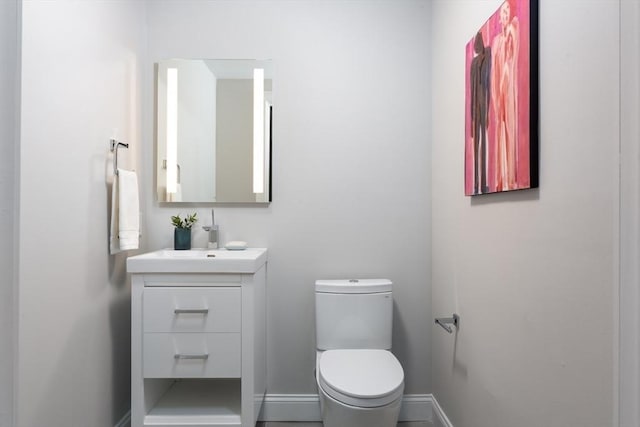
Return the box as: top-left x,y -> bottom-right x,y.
318,349 -> 404,408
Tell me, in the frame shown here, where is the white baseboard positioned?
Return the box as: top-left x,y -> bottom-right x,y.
399,394 -> 434,421
258,393 -> 446,424
114,410 -> 131,427
120,394 -> 452,426
431,395 -> 454,427
259,394 -> 321,421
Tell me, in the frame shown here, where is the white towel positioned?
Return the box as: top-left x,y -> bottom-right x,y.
110,168 -> 140,254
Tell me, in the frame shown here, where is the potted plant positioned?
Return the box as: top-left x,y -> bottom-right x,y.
171,212 -> 197,250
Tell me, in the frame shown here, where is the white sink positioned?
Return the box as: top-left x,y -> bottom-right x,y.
126,248 -> 267,273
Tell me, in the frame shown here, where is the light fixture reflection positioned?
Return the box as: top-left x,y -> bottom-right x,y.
166,67 -> 178,194
253,68 -> 265,194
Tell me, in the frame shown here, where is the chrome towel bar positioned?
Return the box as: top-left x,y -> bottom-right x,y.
110,139 -> 129,175
435,314 -> 460,333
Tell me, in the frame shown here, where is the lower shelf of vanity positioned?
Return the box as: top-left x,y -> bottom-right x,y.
144,378 -> 241,427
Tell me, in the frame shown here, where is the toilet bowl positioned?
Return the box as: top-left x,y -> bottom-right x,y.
314,278 -> 405,427
316,349 -> 404,427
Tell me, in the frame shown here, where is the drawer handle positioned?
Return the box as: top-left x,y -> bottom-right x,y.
174,308 -> 209,314
174,353 -> 209,360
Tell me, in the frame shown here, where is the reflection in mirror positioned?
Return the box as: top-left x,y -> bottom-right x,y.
156,59 -> 273,203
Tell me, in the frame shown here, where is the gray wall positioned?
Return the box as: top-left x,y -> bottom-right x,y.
620,1 -> 640,425
0,1 -> 18,426
143,0 -> 433,395
431,1 -> 617,427
17,2 -> 145,426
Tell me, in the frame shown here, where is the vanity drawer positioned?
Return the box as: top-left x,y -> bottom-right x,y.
143,333 -> 241,378
143,287 -> 241,333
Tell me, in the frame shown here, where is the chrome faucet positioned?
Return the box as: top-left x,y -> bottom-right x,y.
202,209 -> 219,249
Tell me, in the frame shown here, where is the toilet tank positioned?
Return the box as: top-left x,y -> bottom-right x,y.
315,279 -> 393,350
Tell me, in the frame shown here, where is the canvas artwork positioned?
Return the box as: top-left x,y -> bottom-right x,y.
464,0 -> 538,196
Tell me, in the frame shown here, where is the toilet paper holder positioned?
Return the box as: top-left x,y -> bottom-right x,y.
435,314 -> 460,333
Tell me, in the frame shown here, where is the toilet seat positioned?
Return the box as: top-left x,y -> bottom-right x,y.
318,349 -> 404,408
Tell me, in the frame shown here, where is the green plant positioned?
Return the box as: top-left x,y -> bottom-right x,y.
171,212 -> 198,229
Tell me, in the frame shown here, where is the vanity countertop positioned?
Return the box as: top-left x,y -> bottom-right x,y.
127,248 -> 267,274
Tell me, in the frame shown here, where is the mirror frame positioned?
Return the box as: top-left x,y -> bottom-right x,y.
155,58 -> 273,204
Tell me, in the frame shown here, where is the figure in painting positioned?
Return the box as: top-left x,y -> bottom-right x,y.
470,31 -> 491,194
491,0 -> 519,191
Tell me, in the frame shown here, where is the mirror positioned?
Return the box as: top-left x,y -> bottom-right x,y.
156,59 -> 273,203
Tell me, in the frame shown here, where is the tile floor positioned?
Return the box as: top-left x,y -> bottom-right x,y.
257,422 -> 434,427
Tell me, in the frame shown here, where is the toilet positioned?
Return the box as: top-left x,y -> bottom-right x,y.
315,279 -> 405,427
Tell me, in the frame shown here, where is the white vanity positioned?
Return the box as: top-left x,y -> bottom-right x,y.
127,248 -> 267,427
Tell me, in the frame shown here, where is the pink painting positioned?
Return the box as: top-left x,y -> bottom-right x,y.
465,0 -> 538,196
